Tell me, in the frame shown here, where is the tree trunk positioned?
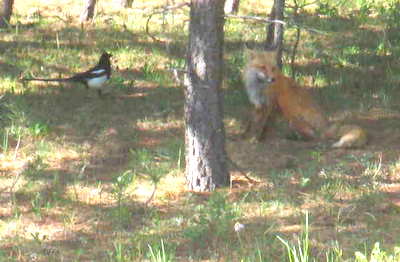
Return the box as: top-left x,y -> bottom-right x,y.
265,0 -> 285,69
185,0 -> 229,192
80,0 -> 97,22
224,0 -> 240,14
118,0 -> 133,8
0,0 -> 14,28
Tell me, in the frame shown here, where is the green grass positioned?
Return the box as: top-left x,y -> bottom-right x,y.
1,0 -> 400,261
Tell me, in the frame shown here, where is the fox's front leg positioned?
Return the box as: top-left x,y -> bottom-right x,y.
241,106 -> 264,140
254,105 -> 274,141
242,104 -> 275,141
240,112 -> 253,139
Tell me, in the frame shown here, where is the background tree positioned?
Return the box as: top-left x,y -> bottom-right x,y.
265,0 -> 285,68
224,0 -> 240,14
80,0 -> 97,22
185,0 -> 229,192
118,0 -> 133,8
0,0 -> 14,28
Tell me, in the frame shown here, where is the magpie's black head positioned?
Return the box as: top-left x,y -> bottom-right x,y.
98,52 -> 112,66
100,52 -> 112,60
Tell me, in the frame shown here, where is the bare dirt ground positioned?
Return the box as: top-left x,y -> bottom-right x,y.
227,107 -> 400,204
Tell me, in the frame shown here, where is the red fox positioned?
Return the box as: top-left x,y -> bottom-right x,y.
242,49 -> 367,148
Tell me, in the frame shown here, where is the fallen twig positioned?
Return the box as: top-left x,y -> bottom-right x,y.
0,161 -> 28,196
145,182 -> 157,206
227,157 -> 260,184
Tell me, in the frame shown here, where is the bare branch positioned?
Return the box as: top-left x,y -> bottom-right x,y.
225,13 -> 327,35
286,0 -> 319,9
225,14 -> 286,25
168,68 -> 187,86
145,2 -> 190,42
290,27 -> 301,79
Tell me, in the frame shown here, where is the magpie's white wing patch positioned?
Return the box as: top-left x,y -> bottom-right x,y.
91,69 -> 106,75
87,75 -> 108,88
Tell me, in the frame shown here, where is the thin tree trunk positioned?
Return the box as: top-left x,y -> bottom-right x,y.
265,0 -> 285,69
185,0 -> 229,192
0,0 -> 14,28
265,5 -> 276,48
224,0 -> 240,14
118,0 -> 133,8
80,0 -> 97,23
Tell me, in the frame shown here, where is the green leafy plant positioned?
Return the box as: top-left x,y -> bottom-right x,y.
111,170 -> 136,228
28,122 -> 50,137
31,192 -> 48,219
277,213 -> 347,262
107,241 -> 136,262
277,212 -> 311,262
147,239 -> 175,262
184,192 -> 240,245
142,61 -> 168,84
355,242 -> 400,262
316,1 -> 339,17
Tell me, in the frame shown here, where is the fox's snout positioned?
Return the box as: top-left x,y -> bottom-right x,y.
256,71 -> 275,84
262,76 -> 275,84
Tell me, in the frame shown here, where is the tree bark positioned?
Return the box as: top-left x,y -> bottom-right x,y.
185,0 -> 229,192
80,0 -> 97,22
0,0 -> 14,28
118,0 -> 133,8
265,0 -> 285,69
224,0 -> 240,14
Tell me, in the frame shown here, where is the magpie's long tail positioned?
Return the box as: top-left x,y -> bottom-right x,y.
20,77 -> 74,82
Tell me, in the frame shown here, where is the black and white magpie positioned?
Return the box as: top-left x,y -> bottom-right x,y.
22,52 -> 112,96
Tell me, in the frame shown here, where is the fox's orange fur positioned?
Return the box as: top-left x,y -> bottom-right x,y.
242,50 -> 367,148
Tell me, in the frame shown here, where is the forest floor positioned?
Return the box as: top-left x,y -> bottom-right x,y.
1,0 -> 400,261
